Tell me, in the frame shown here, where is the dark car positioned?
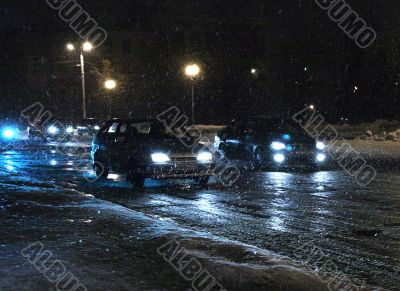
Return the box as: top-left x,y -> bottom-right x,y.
91,119 -> 215,187
215,117 -> 328,169
76,118 -> 104,136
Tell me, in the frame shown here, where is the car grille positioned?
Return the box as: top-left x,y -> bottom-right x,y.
170,157 -> 197,162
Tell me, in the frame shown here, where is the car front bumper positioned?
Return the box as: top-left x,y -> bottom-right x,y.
271,150 -> 328,166
135,161 -> 215,179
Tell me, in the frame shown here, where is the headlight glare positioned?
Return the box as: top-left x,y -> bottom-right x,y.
151,153 -> 170,163
316,153 -> 327,162
2,128 -> 16,139
214,135 -> 221,148
316,142 -> 326,150
273,153 -> 285,163
47,126 -> 59,135
271,141 -> 286,151
197,152 -> 213,163
66,126 -> 74,133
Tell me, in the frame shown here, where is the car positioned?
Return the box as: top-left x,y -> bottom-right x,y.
76,118 -> 104,136
28,119 -> 74,142
215,117 -> 328,169
91,119 -> 215,187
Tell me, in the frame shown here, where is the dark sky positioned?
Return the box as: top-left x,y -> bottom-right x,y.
1,0 -> 400,122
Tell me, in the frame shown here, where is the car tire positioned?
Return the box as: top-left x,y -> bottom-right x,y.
94,162 -> 109,179
132,176 -> 145,188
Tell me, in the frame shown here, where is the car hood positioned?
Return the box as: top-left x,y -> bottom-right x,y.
135,138 -> 207,157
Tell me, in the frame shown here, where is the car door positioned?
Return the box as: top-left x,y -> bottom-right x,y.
109,122 -> 131,172
100,121 -> 120,169
93,122 -> 115,163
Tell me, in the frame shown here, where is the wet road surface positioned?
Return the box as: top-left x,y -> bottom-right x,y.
1,140 -> 400,290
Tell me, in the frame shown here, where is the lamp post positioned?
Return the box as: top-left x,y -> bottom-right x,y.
104,79 -> 117,119
184,64 -> 201,124
66,42 -> 93,119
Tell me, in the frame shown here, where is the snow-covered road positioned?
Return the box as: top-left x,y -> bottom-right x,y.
1,139 -> 400,290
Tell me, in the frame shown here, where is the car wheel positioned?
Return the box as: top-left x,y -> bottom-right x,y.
195,176 -> 210,186
94,162 -> 109,179
132,176 -> 145,188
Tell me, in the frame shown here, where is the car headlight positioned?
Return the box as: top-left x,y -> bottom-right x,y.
316,153 -> 327,162
151,153 -> 170,163
316,142 -> 326,150
94,125 -> 100,131
273,153 -> 285,163
197,151 -> 213,163
47,126 -> 59,135
2,128 -> 17,140
66,126 -> 74,133
271,141 -> 286,151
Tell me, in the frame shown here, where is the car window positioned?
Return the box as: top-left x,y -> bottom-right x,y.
108,122 -> 119,133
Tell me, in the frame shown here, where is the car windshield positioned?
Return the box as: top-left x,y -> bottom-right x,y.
131,122 -> 177,139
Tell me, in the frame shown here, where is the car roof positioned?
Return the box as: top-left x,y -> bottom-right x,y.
105,119 -> 159,123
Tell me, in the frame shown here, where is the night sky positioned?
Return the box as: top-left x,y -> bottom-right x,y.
1,0 -> 399,123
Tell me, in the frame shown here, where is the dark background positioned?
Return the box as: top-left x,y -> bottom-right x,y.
1,0 -> 399,123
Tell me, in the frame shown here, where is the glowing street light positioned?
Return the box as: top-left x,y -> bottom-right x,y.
104,79 -> 117,119
185,64 -> 201,79
184,63 -> 201,123
251,68 -> 257,75
82,41 -> 93,52
104,79 -> 117,90
66,41 -> 94,119
309,104 -> 316,110
66,43 -> 75,51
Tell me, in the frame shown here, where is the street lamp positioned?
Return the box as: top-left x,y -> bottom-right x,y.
105,79 -> 116,90
82,42 -> 93,52
309,104 -> 316,110
105,79 -> 117,119
184,63 -> 201,124
66,41 -> 93,119
66,43 -> 75,51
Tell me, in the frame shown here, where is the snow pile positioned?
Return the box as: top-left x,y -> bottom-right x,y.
335,120 -> 400,142
360,126 -> 400,142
